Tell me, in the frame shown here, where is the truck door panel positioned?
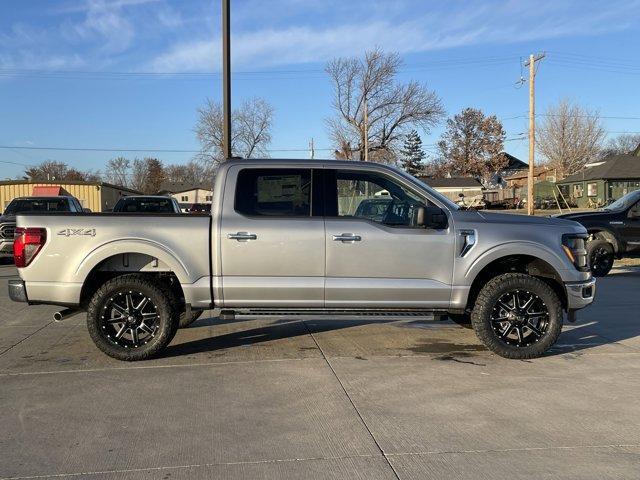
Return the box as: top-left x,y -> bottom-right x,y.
220,167 -> 325,307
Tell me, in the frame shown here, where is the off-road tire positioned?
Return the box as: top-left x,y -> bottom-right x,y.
471,273 -> 563,359
179,310 -> 203,328
87,274 -> 179,361
586,239 -> 614,277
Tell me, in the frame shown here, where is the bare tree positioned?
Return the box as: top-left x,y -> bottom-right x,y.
603,133 -> 640,156
326,49 -> 444,163
164,160 -> 212,185
25,161 -> 100,182
536,99 -> 606,177
104,157 -> 131,186
436,108 -> 506,181
195,97 -> 274,165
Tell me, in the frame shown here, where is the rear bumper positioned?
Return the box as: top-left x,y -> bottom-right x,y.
0,239 -> 13,256
8,279 -> 28,303
565,278 -> 596,310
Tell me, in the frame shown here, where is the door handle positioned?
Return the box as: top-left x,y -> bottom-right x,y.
228,232 -> 257,241
332,233 -> 362,242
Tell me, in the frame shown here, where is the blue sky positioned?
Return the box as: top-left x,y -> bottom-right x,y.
1,0 -> 640,179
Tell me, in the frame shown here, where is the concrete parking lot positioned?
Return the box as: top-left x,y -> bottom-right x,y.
1,263 -> 639,480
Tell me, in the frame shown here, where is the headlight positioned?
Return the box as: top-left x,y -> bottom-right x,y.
562,234 -> 588,271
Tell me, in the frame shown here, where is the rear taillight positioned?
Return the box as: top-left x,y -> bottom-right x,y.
14,227 -> 46,268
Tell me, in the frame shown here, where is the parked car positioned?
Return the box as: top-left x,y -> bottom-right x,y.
0,196 -> 84,257
188,203 -> 212,214
113,196 -> 181,214
557,189 -> 640,276
9,160 -> 595,361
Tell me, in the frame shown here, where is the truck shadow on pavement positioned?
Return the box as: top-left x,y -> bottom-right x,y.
160,318 -> 399,358
160,311 -> 640,360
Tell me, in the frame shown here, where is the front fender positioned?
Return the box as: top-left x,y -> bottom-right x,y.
464,241 -> 574,283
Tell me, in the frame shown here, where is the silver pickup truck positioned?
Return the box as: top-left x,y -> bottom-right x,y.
8,159 -> 595,361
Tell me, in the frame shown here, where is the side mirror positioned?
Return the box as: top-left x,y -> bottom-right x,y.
417,206 -> 448,229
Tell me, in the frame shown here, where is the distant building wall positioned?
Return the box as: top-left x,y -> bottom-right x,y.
0,181 -> 139,212
169,188 -> 213,204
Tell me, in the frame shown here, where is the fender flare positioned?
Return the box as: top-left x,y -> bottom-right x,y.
74,238 -> 191,284
585,226 -> 621,252
464,241 -> 569,284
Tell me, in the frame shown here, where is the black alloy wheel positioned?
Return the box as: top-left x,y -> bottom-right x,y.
587,239 -> 614,277
490,290 -> 549,348
100,291 -> 160,348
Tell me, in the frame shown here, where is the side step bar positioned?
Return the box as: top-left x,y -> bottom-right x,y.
216,308 -> 450,321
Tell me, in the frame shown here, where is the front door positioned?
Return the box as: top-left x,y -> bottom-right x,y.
323,169 -> 455,308
624,198 -> 640,253
220,166 -> 325,307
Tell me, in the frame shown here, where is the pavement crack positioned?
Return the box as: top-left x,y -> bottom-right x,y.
0,320 -> 55,357
300,319 -> 402,480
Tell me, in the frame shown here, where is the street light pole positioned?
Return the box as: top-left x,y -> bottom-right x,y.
222,0 -> 232,160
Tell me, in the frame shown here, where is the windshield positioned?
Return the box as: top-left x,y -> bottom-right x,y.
604,190 -> 640,211
114,197 -> 176,213
3,198 -> 69,215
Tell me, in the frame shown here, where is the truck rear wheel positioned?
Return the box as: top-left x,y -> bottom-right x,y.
471,273 -> 562,359
86,274 -> 179,361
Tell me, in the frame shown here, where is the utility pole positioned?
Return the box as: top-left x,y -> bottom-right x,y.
309,138 -> 315,159
363,97 -> 369,161
221,0 -> 232,160
523,52 -> 545,215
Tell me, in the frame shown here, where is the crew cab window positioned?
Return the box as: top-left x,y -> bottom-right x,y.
235,169 -> 311,217
325,170 -> 427,227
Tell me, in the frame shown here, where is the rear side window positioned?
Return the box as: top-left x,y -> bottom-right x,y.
235,169 -> 311,217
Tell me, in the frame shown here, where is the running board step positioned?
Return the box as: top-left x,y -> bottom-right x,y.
216,308 -> 449,320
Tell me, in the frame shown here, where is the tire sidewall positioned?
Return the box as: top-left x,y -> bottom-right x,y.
87,276 -> 177,361
471,273 -> 563,359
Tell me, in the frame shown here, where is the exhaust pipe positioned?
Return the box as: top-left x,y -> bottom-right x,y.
53,308 -> 81,322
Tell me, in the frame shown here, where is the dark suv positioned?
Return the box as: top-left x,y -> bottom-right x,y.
0,196 -> 83,257
557,190 -> 640,276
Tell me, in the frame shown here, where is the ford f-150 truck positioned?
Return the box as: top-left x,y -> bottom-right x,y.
8,160 -> 595,361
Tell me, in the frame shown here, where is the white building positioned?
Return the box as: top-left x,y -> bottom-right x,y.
157,183 -> 213,212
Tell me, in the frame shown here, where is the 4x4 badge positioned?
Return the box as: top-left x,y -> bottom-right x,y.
57,228 -> 96,237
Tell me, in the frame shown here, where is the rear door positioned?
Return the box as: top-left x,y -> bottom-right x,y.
220,166 -> 325,307
323,168 -> 455,308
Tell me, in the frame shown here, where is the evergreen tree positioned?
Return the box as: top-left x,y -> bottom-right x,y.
400,130 -> 426,176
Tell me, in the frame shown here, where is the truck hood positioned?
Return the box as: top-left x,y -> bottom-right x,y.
475,211 -> 576,227
555,210 -> 614,221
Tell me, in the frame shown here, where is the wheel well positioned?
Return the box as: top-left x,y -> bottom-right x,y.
588,229 -> 619,254
79,255 -> 185,309
466,255 -> 566,312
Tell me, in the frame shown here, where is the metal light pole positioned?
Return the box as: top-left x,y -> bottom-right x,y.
222,0 -> 232,160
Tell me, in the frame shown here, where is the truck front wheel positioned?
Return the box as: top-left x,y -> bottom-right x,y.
471,273 -> 562,359
86,275 -> 179,361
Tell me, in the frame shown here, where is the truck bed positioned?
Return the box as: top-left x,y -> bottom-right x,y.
15,212 -> 212,307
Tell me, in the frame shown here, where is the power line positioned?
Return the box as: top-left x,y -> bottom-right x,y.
0,144 -> 335,153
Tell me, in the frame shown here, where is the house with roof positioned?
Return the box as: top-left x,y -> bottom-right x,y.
156,182 -> 214,211
556,152 -> 640,208
418,177 -> 484,202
